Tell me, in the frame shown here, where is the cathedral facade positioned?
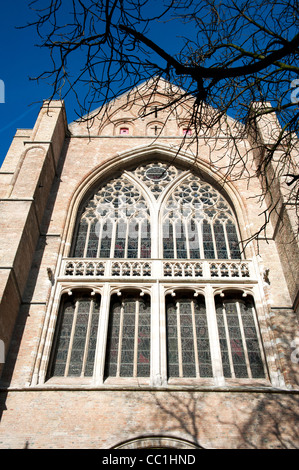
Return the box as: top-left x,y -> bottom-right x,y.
0,79 -> 298,449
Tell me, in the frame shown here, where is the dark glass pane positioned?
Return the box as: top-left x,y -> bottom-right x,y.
73,220 -> 88,257
239,300 -> 265,378
188,219 -> 200,259
163,222 -> 174,258
202,221 -> 215,259
137,297 -> 151,377
84,298 -> 100,376
99,220 -> 113,258
127,221 -> 139,258
166,296 -> 212,379
140,220 -> 151,258
68,298 -> 90,376
226,221 -> 241,259
51,301 -> 75,377
166,300 -> 179,377
104,299 -> 121,377
176,221 -> 187,259
114,220 -> 126,258
214,221 -> 228,259
194,299 -> 213,377
86,220 -> 99,258
216,304 -> 232,378
224,301 -> 248,378
105,295 -> 150,378
50,294 -> 100,379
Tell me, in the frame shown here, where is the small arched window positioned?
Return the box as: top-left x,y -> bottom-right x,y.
104,292 -> 151,378
166,293 -> 213,378
215,293 -> 266,379
48,291 -> 101,378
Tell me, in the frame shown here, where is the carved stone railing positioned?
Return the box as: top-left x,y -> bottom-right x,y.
60,258 -> 254,281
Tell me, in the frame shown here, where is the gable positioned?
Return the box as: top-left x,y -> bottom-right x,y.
68,77 -> 241,137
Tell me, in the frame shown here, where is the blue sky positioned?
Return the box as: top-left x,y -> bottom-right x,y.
0,1 -> 181,168
0,3 -> 55,166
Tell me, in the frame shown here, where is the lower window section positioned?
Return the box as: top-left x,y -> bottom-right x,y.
48,289 -> 267,383
104,293 -> 151,378
49,291 -> 101,378
166,294 -> 213,378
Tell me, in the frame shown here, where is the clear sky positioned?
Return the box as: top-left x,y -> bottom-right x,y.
0,1 -> 181,168
0,3 -> 55,166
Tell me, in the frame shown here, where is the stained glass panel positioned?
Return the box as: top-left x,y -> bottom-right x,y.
50,293 -> 101,378
216,295 -> 266,379
166,295 -> 212,379
105,294 -> 151,378
226,220 -> 241,259
202,221 -> 215,259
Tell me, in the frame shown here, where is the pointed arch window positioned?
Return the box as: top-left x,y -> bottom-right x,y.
72,162 -> 241,261
48,291 -> 101,378
166,293 -> 213,378
105,292 -> 151,378
215,293 -> 266,379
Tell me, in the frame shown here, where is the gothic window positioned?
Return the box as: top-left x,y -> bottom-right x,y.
166,293 -> 213,378
215,294 -> 266,379
45,161 -> 269,387
49,291 -> 101,378
105,293 -> 151,378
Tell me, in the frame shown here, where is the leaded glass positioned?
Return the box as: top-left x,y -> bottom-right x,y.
166,294 -> 212,379
105,293 -> 151,378
72,174 -> 151,259
216,295 -> 266,379
49,292 -> 101,378
163,174 -> 241,260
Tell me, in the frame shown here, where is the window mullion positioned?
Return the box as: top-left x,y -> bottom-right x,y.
64,299 -> 79,377
210,223 -> 218,259
191,299 -> 200,378
110,220 -> 117,258
80,298 -> 94,377
223,222 -> 231,259
185,220 -> 190,259
116,302 -> 125,377
236,301 -> 252,378
96,220 -> 103,258
83,220 -> 91,258
124,219 -> 129,258
133,299 -> 139,378
222,303 -> 235,378
204,286 -> 225,383
176,301 -> 183,378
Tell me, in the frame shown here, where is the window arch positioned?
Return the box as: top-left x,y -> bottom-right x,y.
71,161 -> 242,261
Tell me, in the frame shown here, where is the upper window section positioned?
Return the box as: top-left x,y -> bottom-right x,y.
73,175 -> 151,259
163,175 -> 241,260
72,162 -> 241,260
